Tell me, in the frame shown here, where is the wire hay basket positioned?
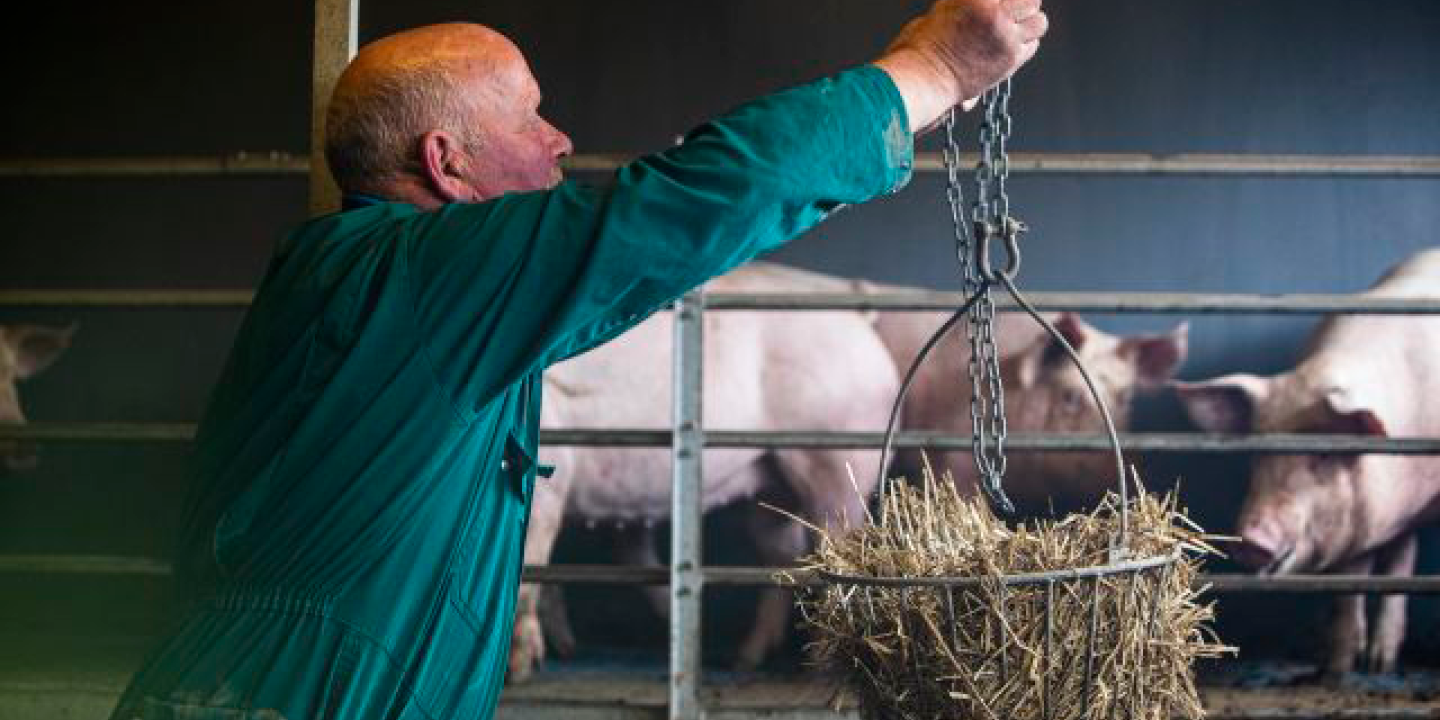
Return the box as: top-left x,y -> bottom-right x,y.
789,213 -> 1233,720
795,464 -> 1231,720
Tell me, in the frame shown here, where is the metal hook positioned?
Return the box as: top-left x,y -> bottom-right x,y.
974,216 -> 1026,284
979,470 -> 1016,516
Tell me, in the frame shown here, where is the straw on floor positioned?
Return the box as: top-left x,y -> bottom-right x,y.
792,465 -> 1233,720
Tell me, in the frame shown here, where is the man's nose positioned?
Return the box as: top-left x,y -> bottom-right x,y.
552,128 -> 574,159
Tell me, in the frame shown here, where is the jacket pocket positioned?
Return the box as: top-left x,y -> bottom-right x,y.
411,589 -> 500,720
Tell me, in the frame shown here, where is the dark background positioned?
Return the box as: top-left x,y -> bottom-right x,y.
1,0 -> 1437,675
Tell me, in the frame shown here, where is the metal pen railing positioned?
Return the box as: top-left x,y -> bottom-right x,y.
5,424 -> 1440,456
7,288 -> 1440,314
5,152 -> 1440,178
5,556 -> 1439,595
6,285 -> 1440,717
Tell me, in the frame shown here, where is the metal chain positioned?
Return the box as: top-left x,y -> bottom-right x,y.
941,80 -> 1022,515
903,83 -> 1131,551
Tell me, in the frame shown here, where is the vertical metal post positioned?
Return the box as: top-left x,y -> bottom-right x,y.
310,0 -> 359,215
670,291 -> 705,720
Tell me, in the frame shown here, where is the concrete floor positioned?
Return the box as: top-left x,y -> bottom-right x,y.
4,632 -> 1438,720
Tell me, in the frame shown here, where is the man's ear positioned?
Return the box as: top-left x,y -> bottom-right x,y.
1121,322 -> 1189,389
5,324 -> 77,380
1171,373 -> 1270,433
419,130 -> 475,203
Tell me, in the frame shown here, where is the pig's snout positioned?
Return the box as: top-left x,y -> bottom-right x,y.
1232,538 -> 1279,570
1232,523 -> 1296,574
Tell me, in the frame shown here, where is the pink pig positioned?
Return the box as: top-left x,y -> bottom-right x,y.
0,324 -> 75,470
1176,249 -> 1440,676
873,304 -> 1188,511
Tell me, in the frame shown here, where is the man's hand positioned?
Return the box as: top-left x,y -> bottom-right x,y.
875,0 -> 1048,133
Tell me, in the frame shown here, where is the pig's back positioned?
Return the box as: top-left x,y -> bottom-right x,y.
1311,249 -> 1440,352
1366,248 -> 1440,298
1304,249 -> 1440,431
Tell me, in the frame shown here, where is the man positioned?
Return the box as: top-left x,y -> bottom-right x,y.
110,1 -> 1046,717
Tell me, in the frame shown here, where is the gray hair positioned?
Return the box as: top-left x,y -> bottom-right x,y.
324,63 -> 483,195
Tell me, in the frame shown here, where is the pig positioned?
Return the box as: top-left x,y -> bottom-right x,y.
509,264 -> 901,680
1175,248 -> 1440,677
870,295 -> 1189,512
0,324 -> 75,470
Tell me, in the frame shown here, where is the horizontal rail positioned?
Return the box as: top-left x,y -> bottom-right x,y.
0,290 -> 254,308
8,424 -> 1440,455
4,556 -> 1438,594
578,152 -> 1440,177
0,555 -> 172,576
0,153 -> 309,177
527,567 -> 1440,595
705,292 -> 1440,315
545,430 -> 1440,455
5,153 -> 1439,178
5,289 -> 1440,314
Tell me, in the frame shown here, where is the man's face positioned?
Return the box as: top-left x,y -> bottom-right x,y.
459,57 -> 573,200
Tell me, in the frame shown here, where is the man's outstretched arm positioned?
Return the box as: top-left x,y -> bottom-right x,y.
407,0 -> 1048,413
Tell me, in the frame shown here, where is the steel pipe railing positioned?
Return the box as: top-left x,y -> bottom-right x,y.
8,424 -> 1440,455
568,152 -> 1440,177
4,556 -> 1438,594
0,555 -> 173,577
669,291 -> 704,720
6,289 -> 1440,315
5,152 -> 1440,178
705,291 -> 1440,315
0,154 -> 309,177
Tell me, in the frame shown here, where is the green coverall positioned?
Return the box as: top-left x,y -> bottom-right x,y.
110,65 -> 912,720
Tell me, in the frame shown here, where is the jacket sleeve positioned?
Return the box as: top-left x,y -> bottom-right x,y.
402,65 -> 913,417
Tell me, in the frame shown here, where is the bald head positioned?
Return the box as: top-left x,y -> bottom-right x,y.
325,23 -> 572,206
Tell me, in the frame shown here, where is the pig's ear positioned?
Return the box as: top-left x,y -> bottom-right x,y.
1053,312 -> 1089,352
5,323 -> 77,380
1321,389 -> 1388,437
1013,313 -> 1091,387
1121,322 -> 1189,389
1171,373 -> 1269,433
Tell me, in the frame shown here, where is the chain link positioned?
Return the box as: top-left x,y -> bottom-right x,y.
941,80 -> 1023,515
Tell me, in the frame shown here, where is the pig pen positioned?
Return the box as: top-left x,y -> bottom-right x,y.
5,286 -> 1440,720
4,0 -> 1440,719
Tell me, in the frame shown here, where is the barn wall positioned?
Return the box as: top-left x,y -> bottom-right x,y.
1,0 -> 1437,667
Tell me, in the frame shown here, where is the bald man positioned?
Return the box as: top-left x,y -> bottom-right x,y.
110,2 -> 1046,718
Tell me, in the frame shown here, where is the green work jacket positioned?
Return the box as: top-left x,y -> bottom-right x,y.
110,65 -> 912,720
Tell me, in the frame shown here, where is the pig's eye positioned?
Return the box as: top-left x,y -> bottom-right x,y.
1060,389 -> 1085,413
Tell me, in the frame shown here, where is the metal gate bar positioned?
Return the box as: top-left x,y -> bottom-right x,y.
4,555 -> 1438,595
5,152 -> 1440,178
6,289 -> 1440,314
7,424 -> 1440,455
670,292 -> 704,720
309,0 -> 357,214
